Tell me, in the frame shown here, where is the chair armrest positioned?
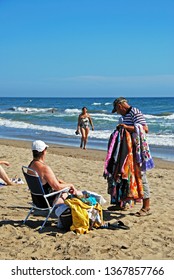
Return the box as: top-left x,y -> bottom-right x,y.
44,187 -> 70,198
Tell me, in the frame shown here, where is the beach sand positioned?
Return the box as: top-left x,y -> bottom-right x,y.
0,139 -> 174,260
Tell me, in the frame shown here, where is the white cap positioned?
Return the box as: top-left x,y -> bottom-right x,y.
32,140 -> 49,152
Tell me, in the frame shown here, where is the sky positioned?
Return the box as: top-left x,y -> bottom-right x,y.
0,0 -> 174,97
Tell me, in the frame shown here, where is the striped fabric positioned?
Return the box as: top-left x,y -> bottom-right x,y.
121,107 -> 147,126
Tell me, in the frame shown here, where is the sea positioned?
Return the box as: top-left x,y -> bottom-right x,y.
0,97 -> 174,162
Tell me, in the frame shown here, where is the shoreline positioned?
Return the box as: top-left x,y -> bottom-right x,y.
0,138 -> 174,170
1,133 -> 174,162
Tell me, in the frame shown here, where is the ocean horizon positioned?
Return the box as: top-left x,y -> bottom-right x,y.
0,97 -> 174,162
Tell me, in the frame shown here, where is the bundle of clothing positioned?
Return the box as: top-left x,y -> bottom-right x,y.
103,124 -> 154,206
55,190 -> 106,234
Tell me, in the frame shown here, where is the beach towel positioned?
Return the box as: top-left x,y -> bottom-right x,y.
65,197 -> 103,234
132,124 -> 155,171
0,177 -> 24,186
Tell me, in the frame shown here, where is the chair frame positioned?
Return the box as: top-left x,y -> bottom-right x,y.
22,165 -> 69,231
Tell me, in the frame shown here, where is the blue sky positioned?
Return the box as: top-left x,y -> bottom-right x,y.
0,0 -> 173,97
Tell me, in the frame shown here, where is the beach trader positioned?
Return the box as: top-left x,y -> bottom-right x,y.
111,97 -> 154,216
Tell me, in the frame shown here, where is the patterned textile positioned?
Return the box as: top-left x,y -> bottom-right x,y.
121,107 -> 147,126
104,128 -> 144,204
132,124 -> 155,171
104,129 -> 118,176
120,130 -> 144,199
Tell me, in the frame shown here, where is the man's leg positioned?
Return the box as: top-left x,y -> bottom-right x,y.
142,172 -> 150,210
135,172 -> 151,216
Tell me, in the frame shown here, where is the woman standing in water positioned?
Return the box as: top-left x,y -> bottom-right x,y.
76,107 -> 94,150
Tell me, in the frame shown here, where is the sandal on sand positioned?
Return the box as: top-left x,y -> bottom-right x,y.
135,208 -> 152,217
100,221 -> 130,230
109,221 -> 130,230
107,205 -> 125,211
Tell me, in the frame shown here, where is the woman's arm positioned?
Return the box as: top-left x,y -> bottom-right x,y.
88,114 -> 94,130
76,115 -> 81,131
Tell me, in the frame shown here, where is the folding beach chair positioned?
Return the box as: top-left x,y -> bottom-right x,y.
22,166 -> 69,231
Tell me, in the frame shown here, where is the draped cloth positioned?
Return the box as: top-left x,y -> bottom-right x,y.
65,197 -> 103,234
104,127 -> 147,204
132,124 -> 155,171
104,130 -> 118,176
119,129 -> 144,199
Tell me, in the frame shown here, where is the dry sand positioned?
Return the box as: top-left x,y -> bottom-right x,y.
0,139 -> 174,260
